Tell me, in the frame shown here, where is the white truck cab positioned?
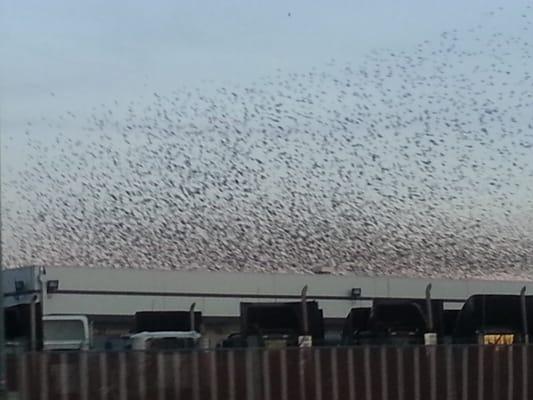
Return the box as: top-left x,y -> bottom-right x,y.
43,315 -> 90,351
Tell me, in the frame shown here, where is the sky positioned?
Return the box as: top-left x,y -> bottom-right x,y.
0,0 -> 532,277
1,0 -> 528,200
0,1 -> 523,174
0,0 -> 513,136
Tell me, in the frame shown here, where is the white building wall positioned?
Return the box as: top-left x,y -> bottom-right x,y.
5,266 -> 533,319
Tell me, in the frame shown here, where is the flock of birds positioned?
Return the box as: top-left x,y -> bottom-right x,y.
2,5 -> 532,280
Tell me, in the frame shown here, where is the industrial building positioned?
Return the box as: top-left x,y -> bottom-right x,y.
4,265 -> 533,348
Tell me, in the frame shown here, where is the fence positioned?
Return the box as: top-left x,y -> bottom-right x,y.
6,345 -> 533,400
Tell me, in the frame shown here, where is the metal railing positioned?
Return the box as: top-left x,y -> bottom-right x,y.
6,345 -> 533,400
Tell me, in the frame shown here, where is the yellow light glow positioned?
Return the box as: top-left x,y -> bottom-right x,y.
483,334 -> 514,345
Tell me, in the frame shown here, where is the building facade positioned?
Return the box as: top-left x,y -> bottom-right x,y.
4,265 -> 533,347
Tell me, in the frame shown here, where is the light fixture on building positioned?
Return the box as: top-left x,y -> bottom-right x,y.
46,280 -> 59,293
351,287 -> 362,299
14,280 -> 25,292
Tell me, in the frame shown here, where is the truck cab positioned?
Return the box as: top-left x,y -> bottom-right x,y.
344,299 -> 444,345
43,315 -> 90,351
454,294 -> 530,344
223,300 -> 324,348
127,309 -> 204,350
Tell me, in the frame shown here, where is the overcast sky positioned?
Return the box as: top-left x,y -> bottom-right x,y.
1,1 -> 530,192
1,0 -> 517,134
1,0 -> 530,211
